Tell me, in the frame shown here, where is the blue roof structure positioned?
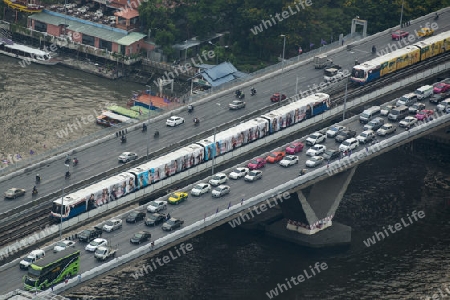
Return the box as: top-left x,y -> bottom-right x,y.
199,62 -> 249,87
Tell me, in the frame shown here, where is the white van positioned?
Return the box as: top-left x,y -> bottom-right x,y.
415,85 -> 433,100
19,249 -> 45,270
359,106 -> 381,123
396,93 -> 418,107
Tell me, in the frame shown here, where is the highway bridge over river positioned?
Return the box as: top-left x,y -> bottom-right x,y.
1,80 -> 449,297
1,8 -> 450,299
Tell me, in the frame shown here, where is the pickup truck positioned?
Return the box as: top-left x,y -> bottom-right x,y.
78,226 -> 103,243
94,246 -> 117,261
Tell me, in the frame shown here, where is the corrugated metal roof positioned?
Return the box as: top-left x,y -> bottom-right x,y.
116,32 -> 146,46
29,10 -> 145,45
199,62 -> 249,87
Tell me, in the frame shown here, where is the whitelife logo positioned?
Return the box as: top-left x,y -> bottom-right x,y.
250,0 -> 313,35
363,210 -> 425,247
266,262 -> 328,299
130,243 -> 193,279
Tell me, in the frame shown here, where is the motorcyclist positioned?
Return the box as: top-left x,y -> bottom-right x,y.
142,123 -> 147,131
235,89 -> 241,97
121,135 -> 126,143
372,45 -> 376,54
154,130 -> 159,137
32,186 -> 38,194
65,154 -> 70,164
193,117 -> 199,124
36,174 -> 40,183
188,104 -> 194,113
251,87 -> 256,94
65,171 -> 71,179
73,157 -> 78,165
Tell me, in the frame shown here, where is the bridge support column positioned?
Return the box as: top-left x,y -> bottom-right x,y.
266,167 -> 357,247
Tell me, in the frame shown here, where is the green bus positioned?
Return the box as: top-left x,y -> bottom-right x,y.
23,249 -> 80,291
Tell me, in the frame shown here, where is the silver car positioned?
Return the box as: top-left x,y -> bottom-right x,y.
212,185 -> 230,197
305,156 -> 324,168
229,100 -> 246,110
118,152 -> 138,163
102,219 -> 123,232
377,123 -> 397,136
244,170 -> 263,182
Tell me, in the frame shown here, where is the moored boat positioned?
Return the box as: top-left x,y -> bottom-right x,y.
0,39 -> 59,65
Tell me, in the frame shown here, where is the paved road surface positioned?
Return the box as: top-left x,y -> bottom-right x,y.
1,13 -> 449,216
1,91 -> 444,293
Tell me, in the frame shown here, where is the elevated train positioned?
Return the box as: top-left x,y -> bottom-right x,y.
350,31 -> 450,84
51,93 -> 331,221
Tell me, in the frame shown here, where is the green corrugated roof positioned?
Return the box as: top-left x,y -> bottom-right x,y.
116,32 -> 146,46
29,11 -> 145,45
108,106 -> 141,119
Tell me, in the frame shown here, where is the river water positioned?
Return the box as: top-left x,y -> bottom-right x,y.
0,56 -> 143,164
2,56 -> 450,300
66,148 -> 450,300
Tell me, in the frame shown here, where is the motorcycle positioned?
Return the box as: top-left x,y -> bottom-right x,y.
235,90 -> 242,98
188,105 -> 194,113
372,45 -> 376,54
154,130 -> 159,138
238,93 -> 245,100
32,189 -> 38,196
65,172 -> 71,180
250,89 -> 256,96
435,13 -> 439,20
73,159 -> 78,167
121,136 -> 127,144
142,124 -> 147,132
64,158 -> 70,165
193,118 -> 200,126
35,176 -> 41,184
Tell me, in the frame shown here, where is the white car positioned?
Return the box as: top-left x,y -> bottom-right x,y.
146,200 -> 167,213
228,167 -> 249,179
190,183 -> 211,196
380,104 -> 395,116
19,249 -> 45,269
166,116 -> 185,127
209,173 -> 228,186
326,125 -> 346,138
305,156 -> 324,168
53,240 -> 76,253
279,155 -> 299,167
339,138 -> 359,152
244,170 -> 263,182
118,152 -> 138,163
306,144 -> 326,157
377,123 -> 397,136
212,185 -> 230,197
305,132 -> 326,146
102,219 -> 123,232
399,116 -> 418,128
85,238 -> 107,252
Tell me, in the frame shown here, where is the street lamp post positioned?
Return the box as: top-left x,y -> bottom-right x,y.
212,127 -> 216,175
399,0 -> 405,27
342,78 -> 348,120
146,86 -> 151,159
279,34 -> 286,106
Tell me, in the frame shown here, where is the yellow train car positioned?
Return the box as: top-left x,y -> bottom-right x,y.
379,53 -> 397,77
394,46 -> 420,70
414,31 -> 450,60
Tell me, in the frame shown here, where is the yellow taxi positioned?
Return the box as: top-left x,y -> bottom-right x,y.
168,192 -> 188,205
417,27 -> 433,37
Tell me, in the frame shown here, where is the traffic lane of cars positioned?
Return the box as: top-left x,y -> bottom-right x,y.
0,28 -> 417,212
2,96 -> 438,293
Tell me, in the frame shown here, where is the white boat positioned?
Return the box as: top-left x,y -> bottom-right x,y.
0,39 -> 59,65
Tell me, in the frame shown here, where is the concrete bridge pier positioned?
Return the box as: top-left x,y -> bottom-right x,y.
266,167 -> 357,248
